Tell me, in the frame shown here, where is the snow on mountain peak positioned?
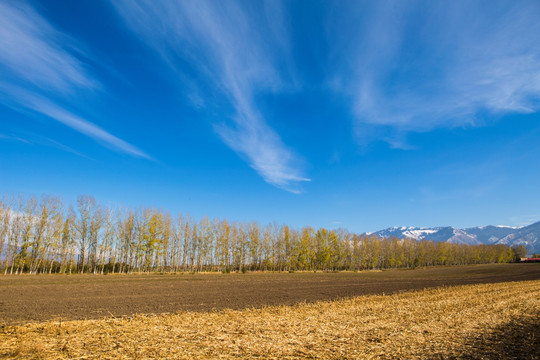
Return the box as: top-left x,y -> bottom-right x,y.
369,222 -> 540,253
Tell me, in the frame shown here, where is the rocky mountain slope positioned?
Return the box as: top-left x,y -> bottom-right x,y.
370,222 -> 540,254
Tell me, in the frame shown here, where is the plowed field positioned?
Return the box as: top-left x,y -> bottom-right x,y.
1,263 -> 539,324
2,280 -> 539,359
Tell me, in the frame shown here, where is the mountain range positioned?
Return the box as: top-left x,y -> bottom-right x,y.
369,221 -> 540,254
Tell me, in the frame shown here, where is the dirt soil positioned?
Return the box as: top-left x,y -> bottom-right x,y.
1,263 -> 539,324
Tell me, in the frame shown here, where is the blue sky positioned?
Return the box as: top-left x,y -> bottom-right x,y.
1,0 -> 539,232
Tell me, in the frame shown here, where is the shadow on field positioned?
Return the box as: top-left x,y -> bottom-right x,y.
452,313 -> 540,360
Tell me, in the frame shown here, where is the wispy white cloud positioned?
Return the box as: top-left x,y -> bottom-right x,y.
41,137 -> 93,160
332,1 -> 540,147
112,0 -> 309,192
0,132 -> 30,144
0,0 -> 148,158
0,1 -> 97,93
0,130 -> 93,159
0,83 -> 150,159
216,117 -> 309,194
4,87 -> 149,158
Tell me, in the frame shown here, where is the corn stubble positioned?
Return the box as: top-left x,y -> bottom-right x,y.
1,281 -> 539,359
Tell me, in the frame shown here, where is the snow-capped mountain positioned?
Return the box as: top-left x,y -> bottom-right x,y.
371,226 -> 480,244
464,225 -> 517,244
496,222 -> 540,253
370,222 -> 540,254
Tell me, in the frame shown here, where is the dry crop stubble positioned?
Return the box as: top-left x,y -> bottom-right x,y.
1,280 -> 539,359
3,263 -> 539,324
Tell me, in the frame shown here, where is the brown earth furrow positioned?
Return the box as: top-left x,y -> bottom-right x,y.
0,263 -> 538,324
1,280 -> 538,359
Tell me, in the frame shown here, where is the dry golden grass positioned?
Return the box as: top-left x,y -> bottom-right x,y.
1,280 -> 539,359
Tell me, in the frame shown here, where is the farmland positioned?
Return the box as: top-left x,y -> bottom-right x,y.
1,263 -> 539,325
1,277 -> 539,359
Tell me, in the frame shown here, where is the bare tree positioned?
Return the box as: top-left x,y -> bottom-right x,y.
169,213 -> 183,272
98,208 -> 114,274
0,197 -> 11,268
40,197 -> 63,274
29,196 -> 61,273
16,195 -> 37,273
74,195 -> 97,273
59,208 -> 75,274
4,196 -> 24,274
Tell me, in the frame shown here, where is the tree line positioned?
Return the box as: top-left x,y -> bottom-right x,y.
0,194 -> 523,275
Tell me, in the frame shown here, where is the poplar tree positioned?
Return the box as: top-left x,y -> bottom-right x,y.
0,192 -> 522,274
